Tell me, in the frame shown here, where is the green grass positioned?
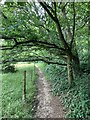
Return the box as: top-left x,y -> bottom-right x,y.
1,63 -> 37,118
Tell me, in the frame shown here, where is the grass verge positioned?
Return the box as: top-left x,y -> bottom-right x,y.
1,63 -> 37,118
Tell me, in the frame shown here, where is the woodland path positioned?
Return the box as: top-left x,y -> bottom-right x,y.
34,67 -> 65,118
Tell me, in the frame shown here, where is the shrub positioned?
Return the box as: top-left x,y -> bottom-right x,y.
2,64 -> 16,73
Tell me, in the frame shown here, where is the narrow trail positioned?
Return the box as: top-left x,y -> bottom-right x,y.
34,67 -> 65,118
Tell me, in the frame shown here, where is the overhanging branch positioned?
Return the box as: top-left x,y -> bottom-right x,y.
1,36 -> 66,52
2,57 -> 67,66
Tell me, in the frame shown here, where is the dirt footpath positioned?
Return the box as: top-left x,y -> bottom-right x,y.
34,67 -> 65,118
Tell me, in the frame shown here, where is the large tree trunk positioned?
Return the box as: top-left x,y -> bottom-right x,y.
88,2 -> 90,70
69,38 -> 80,76
88,40 -> 90,69
39,2 -> 79,85
72,54 -> 80,76
67,55 -> 73,88
61,6 -> 80,76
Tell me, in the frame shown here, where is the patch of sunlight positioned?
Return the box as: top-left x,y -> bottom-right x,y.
15,62 -> 34,68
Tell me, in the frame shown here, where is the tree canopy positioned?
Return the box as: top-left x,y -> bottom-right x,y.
0,1 -> 89,86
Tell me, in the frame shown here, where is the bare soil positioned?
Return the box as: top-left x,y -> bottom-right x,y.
34,67 -> 65,118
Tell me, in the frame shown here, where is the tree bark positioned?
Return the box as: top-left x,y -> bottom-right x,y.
67,55 -> 73,88
88,40 -> 90,69
61,5 -> 80,75
72,55 -> 80,75
88,2 -> 90,69
62,3 -> 80,75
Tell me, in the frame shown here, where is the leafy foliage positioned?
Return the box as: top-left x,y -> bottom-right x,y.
2,64 -> 16,73
42,64 -> 90,118
0,1 -> 90,118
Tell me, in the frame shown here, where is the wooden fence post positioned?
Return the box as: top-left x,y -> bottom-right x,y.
31,71 -> 32,81
34,63 -> 35,75
22,70 -> 26,102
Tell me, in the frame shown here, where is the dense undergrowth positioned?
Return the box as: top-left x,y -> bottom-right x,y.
1,63 -> 37,118
39,63 -> 90,118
